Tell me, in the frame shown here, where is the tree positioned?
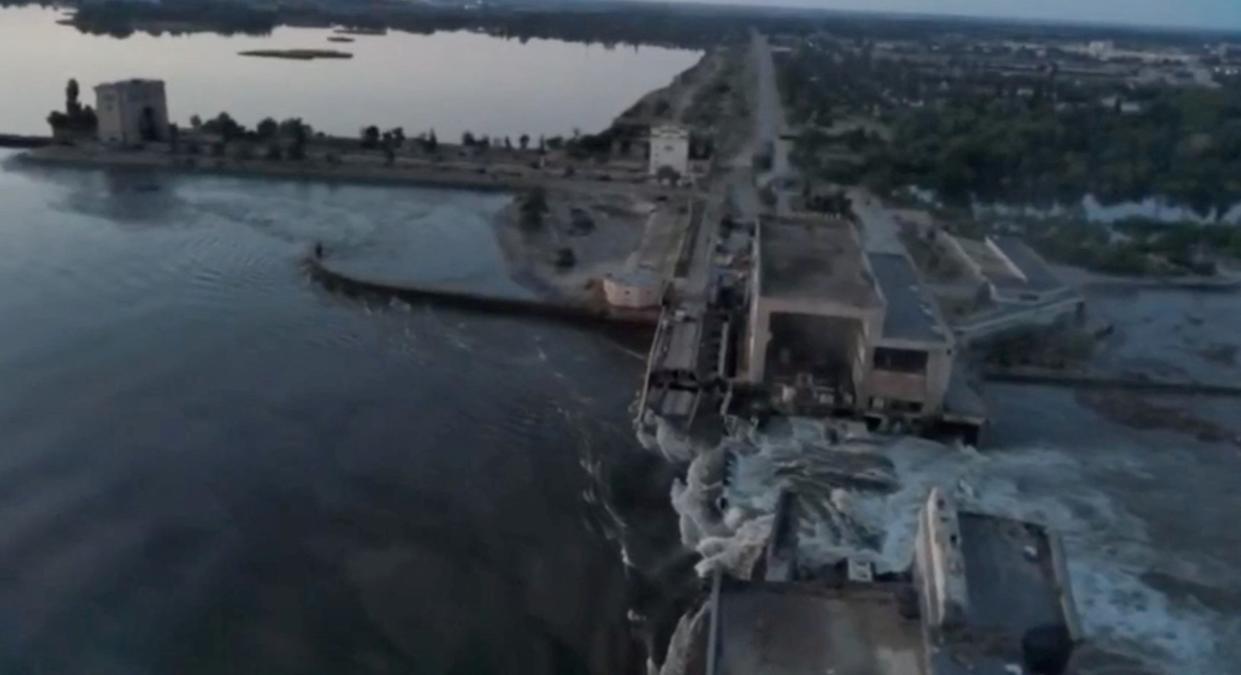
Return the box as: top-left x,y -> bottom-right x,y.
519,134 -> 530,151
504,136 -> 513,150
79,105 -> 97,131
256,117 -> 279,139
203,112 -> 243,141
388,127 -> 405,147
279,117 -> 309,138
65,78 -> 81,117
286,120 -> 308,161
656,165 -> 681,185
190,114 -> 202,131
169,123 -> 180,153
520,187 -> 549,230
46,111 -> 69,133
422,129 -> 439,153
461,131 -> 476,147
361,125 -> 380,149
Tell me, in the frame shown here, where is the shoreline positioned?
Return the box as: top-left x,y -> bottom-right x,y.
14,145 -> 685,199
16,147 -> 526,194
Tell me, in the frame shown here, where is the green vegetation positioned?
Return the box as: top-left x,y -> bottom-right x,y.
863,88 -> 1241,216
520,187 -> 549,231
70,0 -> 276,38
46,78 -> 97,137
780,42 -> 1241,219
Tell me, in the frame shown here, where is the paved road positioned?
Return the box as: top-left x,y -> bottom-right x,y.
751,32 -> 788,177
849,187 -> 908,254
750,32 -> 796,214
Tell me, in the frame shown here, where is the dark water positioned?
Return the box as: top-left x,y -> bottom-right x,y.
0,149 -> 661,674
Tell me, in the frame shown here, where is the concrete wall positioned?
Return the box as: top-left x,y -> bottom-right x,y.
935,231 -> 985,283
955,295 -> 1085,345
915,488 -> 969,632
649,126 -> 689,178
603,276 -> 662,308
746,296 -> 883,390
865,342 -> 952,415
95,80 -> 169,146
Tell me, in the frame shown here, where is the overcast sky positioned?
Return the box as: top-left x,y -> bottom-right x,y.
699,0 -> 1241,31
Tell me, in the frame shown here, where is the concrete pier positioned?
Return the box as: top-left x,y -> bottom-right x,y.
0,134 -> 52,149
305,255 -> 659,328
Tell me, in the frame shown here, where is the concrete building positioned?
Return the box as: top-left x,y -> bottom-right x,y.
94,79 -> 169,146
866,251 -> 954,418
743,219 -> 956,420
702,487 -> 1081,675
1087,39 -> 1115,60
745,219 -> 884,412
648,124 -> 689,180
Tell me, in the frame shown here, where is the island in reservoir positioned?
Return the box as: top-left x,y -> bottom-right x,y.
238,48 -> 352,60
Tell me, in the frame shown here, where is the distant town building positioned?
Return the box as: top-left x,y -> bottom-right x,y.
1087,40 -> 1115,60
648,124 -> 689,181
94,79 -> 169,146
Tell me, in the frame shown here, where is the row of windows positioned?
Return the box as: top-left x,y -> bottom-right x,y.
872,347 -> 928,374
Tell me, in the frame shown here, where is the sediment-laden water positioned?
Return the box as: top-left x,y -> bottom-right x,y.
0,149 -> 676,674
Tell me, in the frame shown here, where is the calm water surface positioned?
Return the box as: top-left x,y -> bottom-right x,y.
0,148 -> 653,674
0,6 -> 700,139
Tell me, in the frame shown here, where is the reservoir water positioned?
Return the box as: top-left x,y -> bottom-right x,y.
0,148 -> 659,674
0,5 -> 701,140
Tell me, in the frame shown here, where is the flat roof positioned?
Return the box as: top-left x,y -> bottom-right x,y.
758,219 -> 882,309
929,512 -> 1078,675
958,512 -> 1066,634
714,585 -> 927,675
95,78 -> 164,89
661,317 -> 702,373
867,252 -> 949,344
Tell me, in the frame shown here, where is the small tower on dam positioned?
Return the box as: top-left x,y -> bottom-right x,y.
648,124 -> 689,182
94,79 -> 169,146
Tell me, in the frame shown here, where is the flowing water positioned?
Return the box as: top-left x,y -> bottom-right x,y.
0,149 -> 667,674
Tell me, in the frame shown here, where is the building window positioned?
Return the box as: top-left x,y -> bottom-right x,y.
873,347 -> 928,374
889,399 -> 923,413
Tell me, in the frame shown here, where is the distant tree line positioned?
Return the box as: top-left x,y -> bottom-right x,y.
860,86 -> 1241,216
782,41 -> 1241,218
4,0 -> 1227,50
69,0 -> 276,38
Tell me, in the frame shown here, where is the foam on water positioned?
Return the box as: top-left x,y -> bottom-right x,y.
663,420 -> 1231,674
956,443 -> 1227,674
